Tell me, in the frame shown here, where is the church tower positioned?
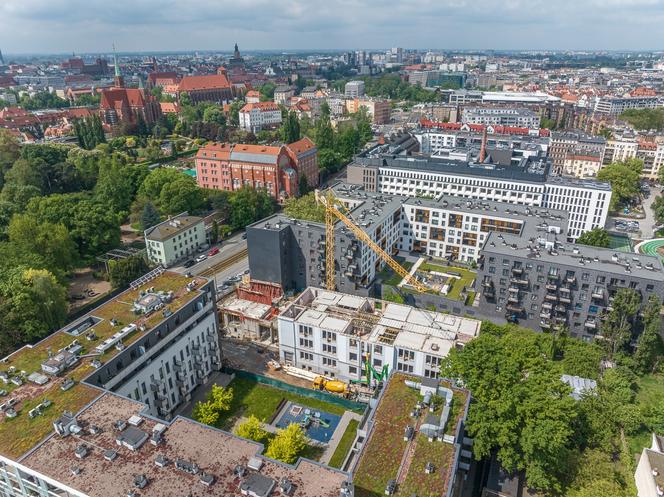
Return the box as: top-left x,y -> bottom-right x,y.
0,49 -> 4,65
113,44 -> 124,88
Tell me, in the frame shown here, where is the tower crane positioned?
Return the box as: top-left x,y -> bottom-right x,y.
315,189 -> 429,293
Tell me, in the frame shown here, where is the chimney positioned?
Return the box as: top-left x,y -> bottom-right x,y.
479,126 -> 488,163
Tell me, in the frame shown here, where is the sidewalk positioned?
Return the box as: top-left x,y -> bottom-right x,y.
319,411 -> 363,465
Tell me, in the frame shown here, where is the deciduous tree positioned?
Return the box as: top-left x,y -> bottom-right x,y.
265,423 -> 307,464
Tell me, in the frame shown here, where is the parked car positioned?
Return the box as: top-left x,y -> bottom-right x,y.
208,247 -> 220,256
195,254 -> 207,263
183,259 -> 195,268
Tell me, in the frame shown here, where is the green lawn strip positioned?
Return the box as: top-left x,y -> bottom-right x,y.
217,377 -> 354,430
329,419 -> 360,468
354,375 -> 421,497
444,391 -> 466,436
418,263 -> 476,301
396,433 -> 454,497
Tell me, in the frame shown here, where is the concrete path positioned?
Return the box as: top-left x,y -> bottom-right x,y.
398,256 -> 425,288
319,411 -> 363,465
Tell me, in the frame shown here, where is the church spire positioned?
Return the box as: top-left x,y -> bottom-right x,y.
112,44 -> 124,88
0,49 -> 4,65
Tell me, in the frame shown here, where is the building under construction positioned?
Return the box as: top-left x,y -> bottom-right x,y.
277,287 -> 481,383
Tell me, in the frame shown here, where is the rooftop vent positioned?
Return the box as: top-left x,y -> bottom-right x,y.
74,444 -> 88,459
175,458 -> 199,475
279,477 -> 294,495
133,474 -> 148,489
200,472 -> 215,487
104,449 -> 117,462
425,461 -> 435,474
155,455 -> 169,468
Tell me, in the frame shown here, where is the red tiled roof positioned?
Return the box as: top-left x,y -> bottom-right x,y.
286,136 -> 316,156
240,101 -> 279,112
178,74 -> 231,92
419,118 -> 551,137
100,88 -> 149,111
160,102 -> 180,114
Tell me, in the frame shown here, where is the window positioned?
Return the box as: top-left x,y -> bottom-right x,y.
349,352 -> 358,361
322,357 -> 337,367
299,338 -> 313,348
298,325 -> 313,336
398,349 -> 415,361
396,362 -> 414,373
322,344 -> 337,354
349,366 -> 358,375
322,330 -> 337,342
373,345 -> 383,355
299,351 -> 313,361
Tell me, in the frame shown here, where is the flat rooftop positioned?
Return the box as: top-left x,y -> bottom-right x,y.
483,231 -> 664,280
21,393 -> 348,497
0,271 -> 208,459
353,373 -> 469,497
220,297 -> 273,321
281,287 -> 481,350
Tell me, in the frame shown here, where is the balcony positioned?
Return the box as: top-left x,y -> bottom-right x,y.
585,319 -> 597,330
507,295 -> 520,304
544,294 -> 558,302
541,302 -> 553,310
554,305 -> 567,313
547,272 -> 559,280
505,303 -> 524,313
554,315 -> 567,323
545,283 -> 558,291
559,295 -> 571,304
509,277 -> 529,286
540,311 -> 551,319
565,275 -> 576,285
540,320 -> 551,329
511,267 -> 523,275
482,279 -> 494,288
591,290 -> 605,300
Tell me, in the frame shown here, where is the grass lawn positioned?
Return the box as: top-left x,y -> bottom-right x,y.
627,373 -> 664,456
419,263 -> 476,301
377,259 -> 414,287
354,374 -> 421,497
396,433 -> 454,497
329,419 -> 359,469
217,377 -> 362,430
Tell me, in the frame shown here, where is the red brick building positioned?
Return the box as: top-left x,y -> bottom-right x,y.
178,69 -> 234,104
196,143 -> 298,200
99,87 -> 161,129
285,137 -> 319,188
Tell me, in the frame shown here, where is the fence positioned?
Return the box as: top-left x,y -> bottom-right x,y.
223,368 -> 367,414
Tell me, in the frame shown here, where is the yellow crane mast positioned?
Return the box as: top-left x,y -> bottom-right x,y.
315,190 -> 429,293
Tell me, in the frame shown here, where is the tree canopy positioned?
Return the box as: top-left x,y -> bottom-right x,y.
576,227 -> 610,248
596,159 -> 643,211
265,423 -> 307,464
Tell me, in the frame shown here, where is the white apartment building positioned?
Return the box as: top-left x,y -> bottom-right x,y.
144,213 -> 206,267
635,433 -> 664,497
344,80 -> 365,98
562,154 -> 603,178
399,196 -> 568,263
461,107 -> 541,129
347,154 -> 612,240
277,287 -> 481,382
238,101 -> 282,133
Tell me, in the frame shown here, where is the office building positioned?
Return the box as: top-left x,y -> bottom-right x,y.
461,107 -> 541,129
278,287 -> 481,381
344,80 -> 365,98
238,101 -> 282,133
477,232 -> 664,340
346,152 -> 611,240
144,213 -> 206,267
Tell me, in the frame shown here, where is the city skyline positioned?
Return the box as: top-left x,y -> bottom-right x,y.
1,0 -> 664,54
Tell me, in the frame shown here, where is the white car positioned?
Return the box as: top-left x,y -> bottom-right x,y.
195,254 -> 207,263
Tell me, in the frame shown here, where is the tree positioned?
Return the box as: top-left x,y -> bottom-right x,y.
633,295 -> 663,374
94,156 -> 134,214
108,254 -> 150,289
315,106 -> 335,150
576,228 -> 610,248
298,175 -> 310,196
227,100 -> 245,127
203,106 -> 227,127
283,111 -> 301,143
265,423 -> 307,464
443,327 -> 577,493
283,192 -> 325,222
235,415 -> 269,444
228,187 -> 275,230
8,214 -> 77,275
597,159 -> 643,211
138,167 -> 185,202
3,158 -> 42,190
601,288 -> 641,358
140,201 -> 161,230
193,385 -> 233,426
0,129 -> 20,187
159,177 -> 205,215
0,267 -> 67,355
653,195 -> 664,225
620,108 -> 664,131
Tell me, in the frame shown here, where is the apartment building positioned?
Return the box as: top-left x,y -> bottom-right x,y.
594,94 -> 663,115
461,107 -> 541,129
273,85 -> 295,105
277,287 -> 481,381
635,433 -> 664,497
238,101 -> 282,133
477,233 -> 664,340
195,142 -> 298,200
346,97 -> 391,124
247,183 -> 404,296
285,136 -> 320,188
602,133 -> 664,179
398,195 -> 568,263
346,152 -> 612,240
549,131 -> 606,174
562,153 -> 603,178
144,213 -> 206,267
344,80 -> 365,98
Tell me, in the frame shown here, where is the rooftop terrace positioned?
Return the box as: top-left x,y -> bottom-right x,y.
21,394 -> 348,497
0,271 -> 207,459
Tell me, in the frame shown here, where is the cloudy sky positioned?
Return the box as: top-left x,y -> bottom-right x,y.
1,0 -> 663,54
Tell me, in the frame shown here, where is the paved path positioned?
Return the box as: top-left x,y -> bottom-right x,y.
319,411 -> 363,465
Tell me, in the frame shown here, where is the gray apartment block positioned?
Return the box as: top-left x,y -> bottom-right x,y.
477,232 -> 664,340
549,130 -> 606,173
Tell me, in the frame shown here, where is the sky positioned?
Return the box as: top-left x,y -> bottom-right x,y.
1,0 -> 664,54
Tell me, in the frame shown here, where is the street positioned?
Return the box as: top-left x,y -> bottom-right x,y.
606,185 -> 663,240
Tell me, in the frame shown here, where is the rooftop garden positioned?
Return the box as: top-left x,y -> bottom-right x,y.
353,373 -> 466,497
328,418 -> 360,469
0,271 -> 197,459
417,261 -> 476,302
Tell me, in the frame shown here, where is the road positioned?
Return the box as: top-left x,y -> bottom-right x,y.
170,231 -> 249,287
606,185 -> 663,240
